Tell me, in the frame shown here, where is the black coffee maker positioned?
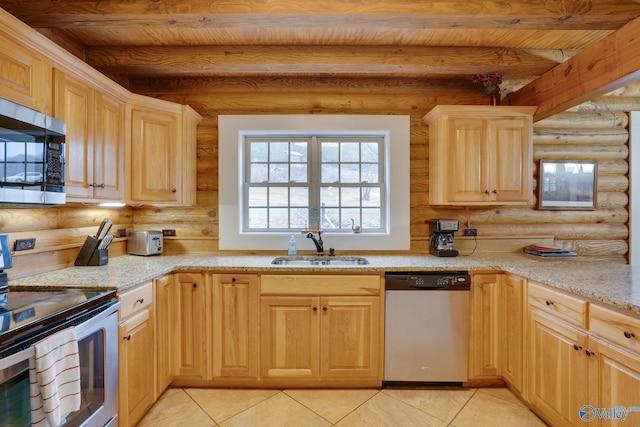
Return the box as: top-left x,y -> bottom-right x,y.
428,219 -> 459,257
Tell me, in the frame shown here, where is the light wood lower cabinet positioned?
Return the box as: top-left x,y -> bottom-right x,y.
259,274 -> 382,386
154,274 -> 178,397
211,274 -> 260,379
118,282 -> 155,427
468,273 -> 501,380
173,273 -> 207,380
528,310 -> 590,427
500,273 -> 525,393
260,295 -> 380,382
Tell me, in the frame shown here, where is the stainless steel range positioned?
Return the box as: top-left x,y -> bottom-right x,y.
0,286 -> 120,427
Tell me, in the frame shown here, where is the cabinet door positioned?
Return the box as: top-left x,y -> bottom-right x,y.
129,106 -> 180,203
529,311 -> 589,427
93,91 -> 124,201
501,274 -> 525,392
212,274 -> 259,378
53,70 -> 94,198
0,32 -> 49,112
320,296 -> 380,379
174,273 -> 207,379
487,118 -> 532,203
119,309 -> 155,427
154,274 -> 178,397
446,117 -> 486,203
588,337 -> 640,426
468,274 -> 501,378
260,296 -> 320,379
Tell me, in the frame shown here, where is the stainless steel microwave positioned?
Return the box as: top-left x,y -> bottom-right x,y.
0,98 -> 66,205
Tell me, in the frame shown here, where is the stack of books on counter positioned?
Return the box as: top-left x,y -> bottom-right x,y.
523,245 -> 577,257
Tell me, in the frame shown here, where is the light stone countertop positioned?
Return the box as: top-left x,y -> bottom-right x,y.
8,252 -> 640,315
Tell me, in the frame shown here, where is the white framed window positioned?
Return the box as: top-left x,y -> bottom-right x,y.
243,135 -> 386,233
219,115 -> 410,251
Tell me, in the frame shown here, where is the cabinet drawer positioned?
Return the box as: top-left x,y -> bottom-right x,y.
118,281 -> 153,320
528,281 -> 587,328
590,304 -> 640,354
261,275 -> 381,296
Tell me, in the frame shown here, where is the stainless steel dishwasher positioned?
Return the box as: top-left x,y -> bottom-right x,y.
384,271 -> 470,384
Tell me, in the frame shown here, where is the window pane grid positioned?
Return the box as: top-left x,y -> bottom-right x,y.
244,135 -> 385,233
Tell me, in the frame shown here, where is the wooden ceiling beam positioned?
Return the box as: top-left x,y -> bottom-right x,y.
508,15 -> 640,121
85,45 -> 559,78
11,13 -> 640,32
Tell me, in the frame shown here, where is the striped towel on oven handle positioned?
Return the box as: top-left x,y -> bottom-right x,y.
29,326 -> 81,427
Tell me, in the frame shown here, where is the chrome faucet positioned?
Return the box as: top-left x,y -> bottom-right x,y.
306,231 -> 324,256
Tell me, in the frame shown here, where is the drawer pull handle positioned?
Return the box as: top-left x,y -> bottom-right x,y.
136,298 -> 144,304
624,330 -> 636,339
585,349 -> 596,357
545,300 -> 554,306
573,344 -> 582,351
123,334 -> 131,341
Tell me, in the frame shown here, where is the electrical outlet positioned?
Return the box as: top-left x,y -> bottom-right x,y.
14,238 -> 36,251
464,228 -> 478,237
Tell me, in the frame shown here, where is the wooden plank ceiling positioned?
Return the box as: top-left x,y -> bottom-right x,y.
1,0 -> 640,117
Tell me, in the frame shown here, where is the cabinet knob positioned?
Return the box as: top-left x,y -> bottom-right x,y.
624,330 -> 636,339
172,188 -> 177,194
493,189 -> 498,194
136,298 -> 144,304
478,283 -> 484,289
99,183 -> 105,189
313,307 -> 318,312
323,307 -> 328,312
123,334 -> 131,341
484,190 -> 489,195
545,300 -> 554,306
585,349 -> 596,357
193,283 -> 198,288
232,277 -> 237,282
89,182 -> 97,188
573,344 -> 582,351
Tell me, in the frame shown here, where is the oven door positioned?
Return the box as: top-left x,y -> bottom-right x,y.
0,302 -> 119,427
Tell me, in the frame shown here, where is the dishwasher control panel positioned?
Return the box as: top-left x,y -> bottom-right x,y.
385,272 -> 470,290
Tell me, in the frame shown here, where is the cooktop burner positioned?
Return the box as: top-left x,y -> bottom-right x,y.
0,287 -> 117,352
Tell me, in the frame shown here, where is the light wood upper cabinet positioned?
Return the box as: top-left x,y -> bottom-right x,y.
126,94 -> 201,205
53,69 -> 125,202
0,31 -> 50,113
424,106 -> 536,206
211,274 -> 260,379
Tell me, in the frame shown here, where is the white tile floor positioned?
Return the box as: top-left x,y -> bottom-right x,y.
137,387 -> 547,426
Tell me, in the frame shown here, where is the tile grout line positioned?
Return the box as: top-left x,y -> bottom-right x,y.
283,389 -> 383,426
181,387 -> 222,427
447,387 -> 479,427
379,388 -> 464,425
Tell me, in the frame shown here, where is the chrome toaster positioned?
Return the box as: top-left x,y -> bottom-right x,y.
127,230 -> 163,256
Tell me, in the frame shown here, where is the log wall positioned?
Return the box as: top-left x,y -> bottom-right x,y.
0,79 -> 635,279
131,78 -> 635,259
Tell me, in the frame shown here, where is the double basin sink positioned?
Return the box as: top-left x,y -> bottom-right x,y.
271,255 -> 370,266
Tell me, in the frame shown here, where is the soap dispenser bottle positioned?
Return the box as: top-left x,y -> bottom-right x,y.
288,235 -> 297,256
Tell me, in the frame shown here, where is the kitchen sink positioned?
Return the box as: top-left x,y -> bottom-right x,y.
271,256 -> 370,266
